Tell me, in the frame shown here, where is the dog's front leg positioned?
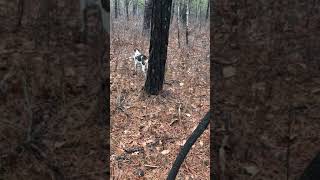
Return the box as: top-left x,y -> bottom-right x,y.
142,66 -> 147,77
134,61 -> 138,72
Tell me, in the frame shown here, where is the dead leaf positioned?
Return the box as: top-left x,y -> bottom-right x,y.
161,149 -> 170,155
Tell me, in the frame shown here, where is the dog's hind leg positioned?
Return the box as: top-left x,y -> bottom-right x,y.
134,61 -> 138,73
142,65 -> 147,77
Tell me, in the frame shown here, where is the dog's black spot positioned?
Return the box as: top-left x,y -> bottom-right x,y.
136,55 -> 147,65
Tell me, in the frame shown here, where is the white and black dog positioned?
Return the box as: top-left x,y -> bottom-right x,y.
131,49 -> 148,76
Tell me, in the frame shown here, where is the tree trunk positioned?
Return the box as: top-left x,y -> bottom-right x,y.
180,0 -> 186,25
143,0 -> 153,33
196,0 -> 201,22
170,0 -> 175,24
177,0 -> 181,48
300,152 -> 320,180
100,0 -> 110,127
114,0 -> 118,19
198,0 -> 202,30
144,0 -> 172,95
185,0 -> 190,45
125,0 -> 129,21
132,0 -> 138,16
205,0 -> 209,20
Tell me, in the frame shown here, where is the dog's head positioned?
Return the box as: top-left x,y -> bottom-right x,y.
133,49 -> 141,56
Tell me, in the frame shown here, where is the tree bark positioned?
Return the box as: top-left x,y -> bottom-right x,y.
299,152 -> 320,180
132,0 -> 138,16
206,0 -> 209,20
196,0 -> 202,22
125,0 -> 129,21
143,0 -> 153,33
180,0 -> 186,25
144,0 -> 172,95
198,0 -> 203,30
170,0 -> 175,24
185,0 -> 190,45
114,0 -> 118,19
177,0 -> 181,48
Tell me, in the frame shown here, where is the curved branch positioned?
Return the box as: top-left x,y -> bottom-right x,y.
167,111 -> 210,180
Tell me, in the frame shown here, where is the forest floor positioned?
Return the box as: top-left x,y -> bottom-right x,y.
110,18 -> 210,179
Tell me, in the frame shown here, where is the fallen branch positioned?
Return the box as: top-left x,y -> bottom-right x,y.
167,111 -> 210,180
